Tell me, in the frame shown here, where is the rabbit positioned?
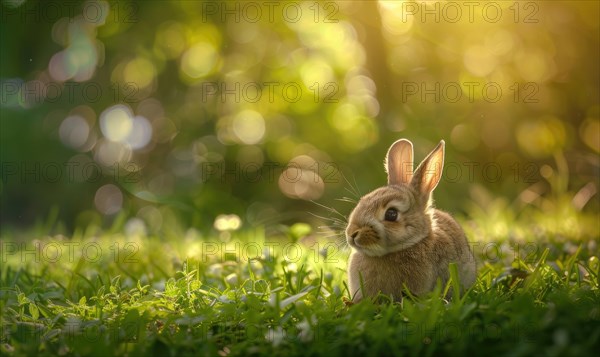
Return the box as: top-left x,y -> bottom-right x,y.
346,139 -> 476,302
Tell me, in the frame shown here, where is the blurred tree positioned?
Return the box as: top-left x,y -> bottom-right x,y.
0,0 -> 598,235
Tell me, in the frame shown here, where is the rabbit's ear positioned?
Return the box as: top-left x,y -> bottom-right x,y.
411,140 -> 445,197
385,139 -> 414,185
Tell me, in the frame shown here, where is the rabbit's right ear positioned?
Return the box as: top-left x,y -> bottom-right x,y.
385,139 -> 414,185
411,140 -> 445,198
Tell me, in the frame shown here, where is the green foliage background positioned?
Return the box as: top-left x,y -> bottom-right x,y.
0,0 -> 598,235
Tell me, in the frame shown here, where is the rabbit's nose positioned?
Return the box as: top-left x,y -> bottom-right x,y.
350,230 -> 360,241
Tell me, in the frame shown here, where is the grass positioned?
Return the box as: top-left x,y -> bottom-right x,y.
1,206 -> 599,356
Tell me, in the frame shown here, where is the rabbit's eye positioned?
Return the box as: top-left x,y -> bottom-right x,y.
384,208 -> 398,222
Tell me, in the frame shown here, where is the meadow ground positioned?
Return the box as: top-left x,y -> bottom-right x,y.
1,203 -> 598,356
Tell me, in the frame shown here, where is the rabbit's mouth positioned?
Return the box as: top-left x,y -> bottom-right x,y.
347,226 -> 389,257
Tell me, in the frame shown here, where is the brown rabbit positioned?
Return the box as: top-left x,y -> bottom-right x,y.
346,139 -> 476,302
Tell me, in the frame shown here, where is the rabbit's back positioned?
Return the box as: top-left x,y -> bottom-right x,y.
430,209 -> 477,290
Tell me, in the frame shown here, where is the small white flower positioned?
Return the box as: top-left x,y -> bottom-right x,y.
208,263 -> 223,276
269,292 -> 279,307
218,295 -> 232,303
249,260 -> 263,274
319,247 -> 329,259
265,327 -> 285,347
225,273 -> 238,285
286,263 -> 298,273
262,247 -> 272,261
297,316 -> 316,342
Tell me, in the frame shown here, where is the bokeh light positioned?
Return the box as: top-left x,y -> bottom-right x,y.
463,45 -> 498,77
126,116 -> 153,150
516,116 -> 567,158
232,110 -> 266,145
94,184 -> 123,215
99,104 -> 134,143
214,214 -> 242,231
2,0 -> 598,231
579,117 -> 600,153
278,155 -> 325,200
180,42 -> 219,80
155,22 -> 187,59
94,139 -> 132,166
59,116 -> 90,150
123,57 -> 156,90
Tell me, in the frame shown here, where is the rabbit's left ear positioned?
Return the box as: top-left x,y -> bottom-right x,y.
411,140 -> 445,197
385,139 -> 414,185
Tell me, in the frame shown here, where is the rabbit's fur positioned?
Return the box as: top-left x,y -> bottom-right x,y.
346,139 -> 476,302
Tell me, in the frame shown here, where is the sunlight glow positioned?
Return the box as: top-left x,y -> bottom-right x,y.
100,105 -> 134,142
516,116 -> 566,158
214,214 -> 242,231
181,42 -> 219,79
579,117 -> 600,153
155,22 -> 187,59
515,48 -> 553,82
232,110 -> 265,145
124,57 -> 156,89
463,45 -> 498,77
